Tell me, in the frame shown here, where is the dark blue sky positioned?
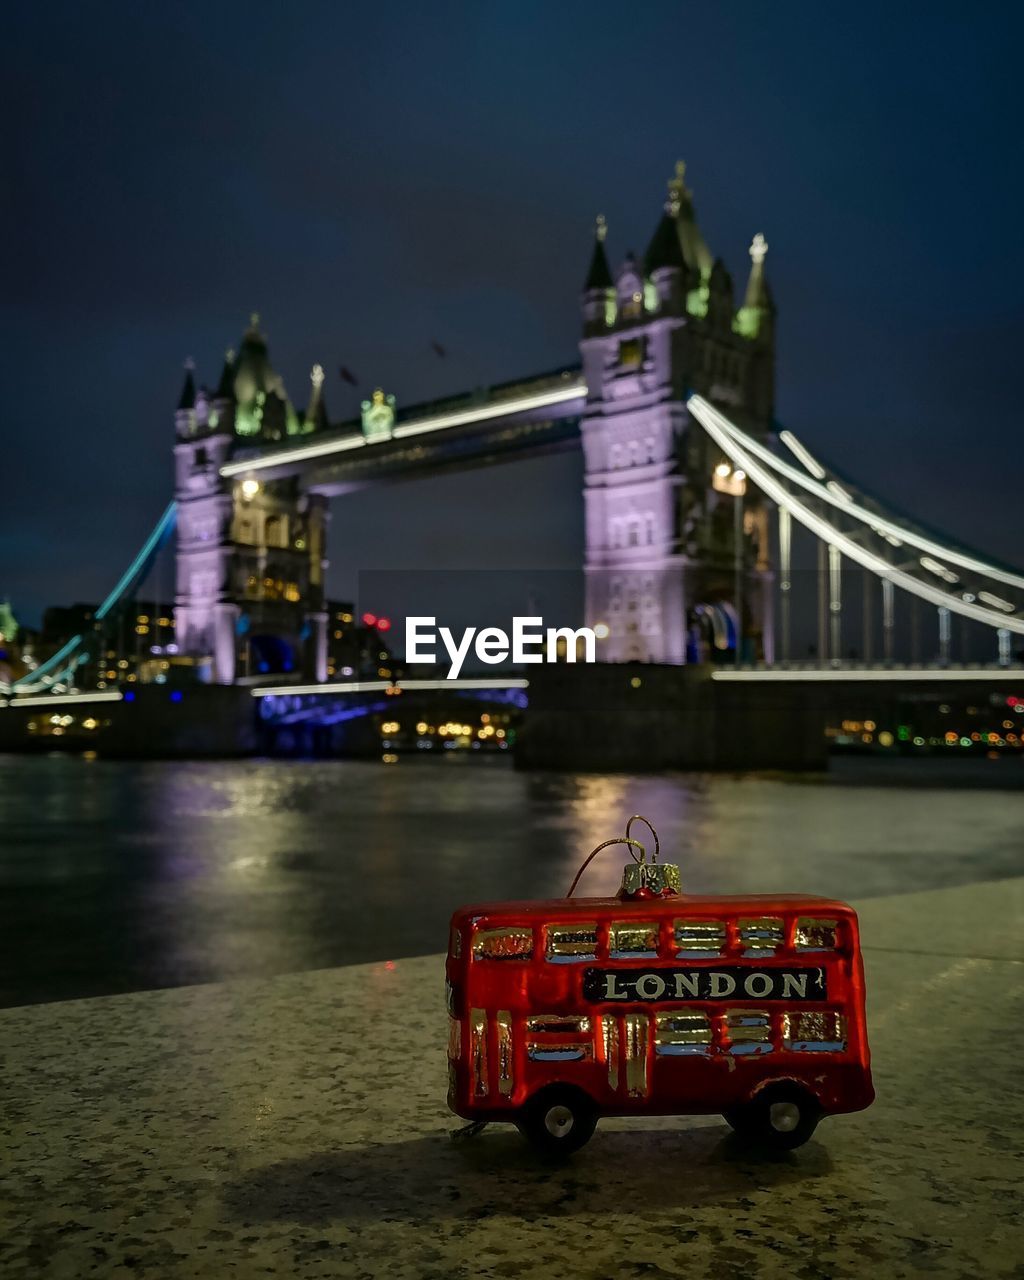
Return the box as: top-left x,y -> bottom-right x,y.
4,1 -> 1022,626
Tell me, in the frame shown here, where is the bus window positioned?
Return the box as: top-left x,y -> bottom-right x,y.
609,921 -> 659,959
526,1015 -> 591,1034
726,1009 -> 773,1055
546,923 -> 598,963
496,1011 -> 513,1096
526,1014 -> 593,1063
527,1043 -> 593,1062
655,1012 -> 712,1056
795,917 -> 838,951
738,917 -> 783,955
449,925 -> 462,958
470,1008 -> 489,1097
783,1011 -> 846,1052
473,927 -> 533,961
674,919 -> 726,958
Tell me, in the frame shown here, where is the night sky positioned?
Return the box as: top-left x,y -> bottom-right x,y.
5,2 -> 1022,629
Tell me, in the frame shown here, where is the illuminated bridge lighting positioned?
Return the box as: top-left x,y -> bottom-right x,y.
711,668 -> 1024,683
701,402 -> 1024,593
687,395 -> 1024,634
251,678 -> 531,698
221,382 -> 587,478
778,429 -> 826,480
920,556 -> 959,584
4,502 -> 178,696
979,591 -> 1016,613
0,690 -> 125,709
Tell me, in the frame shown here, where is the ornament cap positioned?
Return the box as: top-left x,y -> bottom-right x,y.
617,813 -> 680,899
618,858 -> 681,898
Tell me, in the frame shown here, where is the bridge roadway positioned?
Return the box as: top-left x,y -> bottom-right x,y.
220,368 -> 586,495
1,664 -> 1022,767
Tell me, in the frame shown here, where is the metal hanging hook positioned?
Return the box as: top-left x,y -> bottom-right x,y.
566,835 -> 646,898
625,814 -> 660,864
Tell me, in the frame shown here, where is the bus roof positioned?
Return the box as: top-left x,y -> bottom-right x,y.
452,893 -> 856,923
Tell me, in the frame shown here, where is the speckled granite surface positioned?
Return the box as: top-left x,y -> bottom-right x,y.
2,877 -> 1022,1279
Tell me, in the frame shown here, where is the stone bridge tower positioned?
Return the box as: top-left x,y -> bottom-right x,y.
173,317 -> 330,684
580,163 -> 776,664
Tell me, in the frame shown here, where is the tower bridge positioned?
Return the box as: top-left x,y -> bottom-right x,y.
5,160 -> 1023,760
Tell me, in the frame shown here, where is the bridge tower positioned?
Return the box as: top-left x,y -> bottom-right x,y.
580,163 -> 776,664
173,317 -> 330,684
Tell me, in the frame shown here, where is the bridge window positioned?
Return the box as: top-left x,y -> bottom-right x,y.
618,337 -> 644,367
265,515 -> 288,549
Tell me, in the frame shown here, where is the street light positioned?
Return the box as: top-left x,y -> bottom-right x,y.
712,463 -> 748,661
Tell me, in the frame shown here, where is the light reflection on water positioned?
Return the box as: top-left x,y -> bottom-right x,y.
0,753 -> 1020,1007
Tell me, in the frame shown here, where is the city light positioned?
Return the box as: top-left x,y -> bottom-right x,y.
251,678 -> 529,697
688,396 -> 1024,634
0,691 -> 124,709
712,669 -> 1024,683
778,429 -> 827,480
699,399 -> 1024,593
220,380 -> 586,476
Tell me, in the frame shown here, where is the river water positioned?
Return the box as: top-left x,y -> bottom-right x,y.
1,753 -> 1021,1008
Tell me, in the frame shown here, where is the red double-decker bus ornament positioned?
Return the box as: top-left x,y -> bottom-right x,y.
446,815 -> 874,1154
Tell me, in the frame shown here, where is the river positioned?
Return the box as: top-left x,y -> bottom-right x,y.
1,753 -> 1020,1007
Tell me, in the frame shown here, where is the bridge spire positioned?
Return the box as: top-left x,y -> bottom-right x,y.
177,358 -> 196,411
215,347 -> 236,403
735,232 -> 775,339
584,214 -> 613,290
582,214 -> 615,335
643,194 -> 688,284
304,363 -> 328,433
666,159 -> 713,286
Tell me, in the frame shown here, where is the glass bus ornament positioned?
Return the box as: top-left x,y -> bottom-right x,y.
446,815 -> 874,1155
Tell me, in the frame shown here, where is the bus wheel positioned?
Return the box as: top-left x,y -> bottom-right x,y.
517,1085 -> 597,1156
724,1082 -> 821,1151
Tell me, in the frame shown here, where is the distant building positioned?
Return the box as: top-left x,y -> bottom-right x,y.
326,601 -> 399,681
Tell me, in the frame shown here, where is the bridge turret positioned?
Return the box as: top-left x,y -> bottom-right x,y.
667,161 -> 713,317
706,257 -> 735,331
232,313 -> 300,441
581,214 -> 614,335
643,179 -> 690,314
302,363 -> 328,434
210,347 -> 237,431
735,234 -> 773,338
579,160 -> 775,667
733,233 -> 776,426
174,359 -> 197,439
